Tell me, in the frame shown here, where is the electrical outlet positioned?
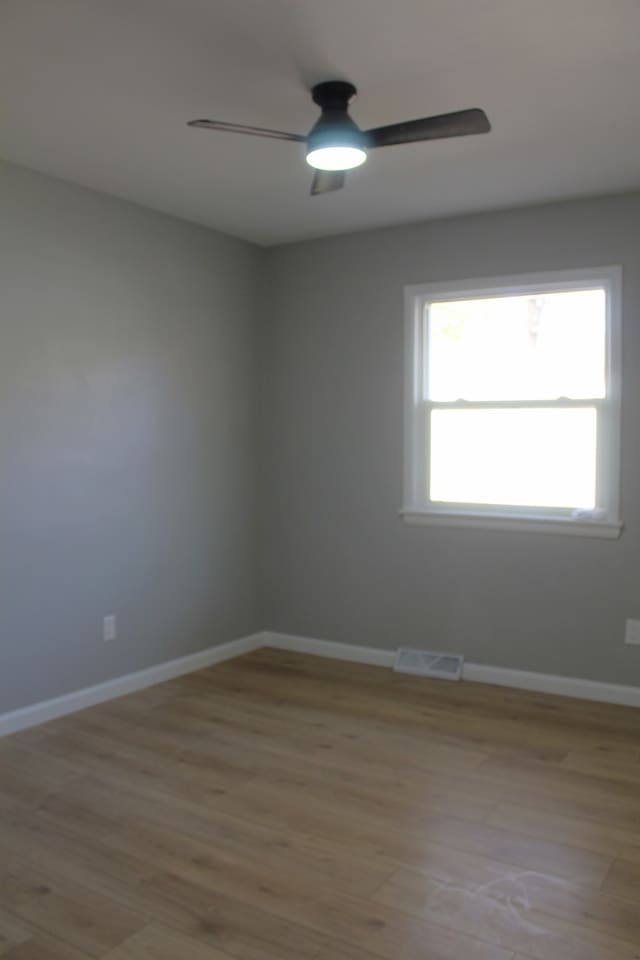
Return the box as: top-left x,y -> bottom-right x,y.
624,619 -> 640,646
103,614 -> 117,643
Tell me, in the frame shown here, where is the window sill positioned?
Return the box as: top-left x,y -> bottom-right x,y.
400,508 -> 623,539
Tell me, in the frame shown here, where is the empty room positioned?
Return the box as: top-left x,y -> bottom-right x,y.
1,1 -> 640,958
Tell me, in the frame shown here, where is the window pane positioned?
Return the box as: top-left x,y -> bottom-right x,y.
427,289 -> 605,401
429,408 -> 597,509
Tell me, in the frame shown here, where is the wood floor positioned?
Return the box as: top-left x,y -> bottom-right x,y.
1,648 -> 639,960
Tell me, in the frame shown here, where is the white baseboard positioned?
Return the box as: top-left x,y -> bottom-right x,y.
261,631 -> 640,708
264,631 -> 396,668
0,633 -> 263,737
2,628 -> 638,737
461,660 -> 640,706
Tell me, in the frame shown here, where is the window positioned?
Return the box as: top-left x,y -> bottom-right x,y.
402,267 -> 622,537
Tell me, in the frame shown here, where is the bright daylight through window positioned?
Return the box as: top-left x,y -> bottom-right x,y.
403,268 -> 622,537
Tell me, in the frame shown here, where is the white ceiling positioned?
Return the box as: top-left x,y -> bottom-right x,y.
2,0 -> 640,246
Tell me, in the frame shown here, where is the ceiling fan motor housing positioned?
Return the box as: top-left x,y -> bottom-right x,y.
307,81 -> 369,156
311,80 -> 358,109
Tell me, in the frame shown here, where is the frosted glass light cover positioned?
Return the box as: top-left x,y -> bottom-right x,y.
305,146 -> 367,171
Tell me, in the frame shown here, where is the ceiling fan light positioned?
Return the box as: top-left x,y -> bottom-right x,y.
305,112 -> 368,171
306,145 -> 367,171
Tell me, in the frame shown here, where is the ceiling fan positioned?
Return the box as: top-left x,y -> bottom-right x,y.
188,81 -> 491,195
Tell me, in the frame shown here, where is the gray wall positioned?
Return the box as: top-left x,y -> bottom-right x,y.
3,160 -> 639,711
260,193 -> 640,686
0,160 -> 259,712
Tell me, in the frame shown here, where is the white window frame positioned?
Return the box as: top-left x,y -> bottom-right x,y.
401,266 -> 623,538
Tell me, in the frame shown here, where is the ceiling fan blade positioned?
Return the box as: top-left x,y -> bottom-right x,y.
188,119 -> 305,143
310,170 -> 345,196
365,108 -> 490,149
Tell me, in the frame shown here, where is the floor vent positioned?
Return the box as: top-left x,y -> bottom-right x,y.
394,648 -> 464,681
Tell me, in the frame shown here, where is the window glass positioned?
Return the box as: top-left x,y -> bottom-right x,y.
429,407 -> 597,509
427,289 -> 606,402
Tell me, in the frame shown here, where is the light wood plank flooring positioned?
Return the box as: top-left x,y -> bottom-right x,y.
1,647 -> 639,960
